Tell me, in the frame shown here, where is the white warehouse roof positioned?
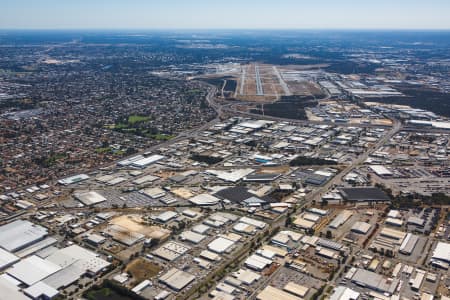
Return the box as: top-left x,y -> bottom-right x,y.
0,220 -> 48,253
0,248 -> 19,270
189,194 -> 221,206
24,281 -> 59,300
208,237 -> 235,254
7,255 -> 61,286
432,242 -> 450,263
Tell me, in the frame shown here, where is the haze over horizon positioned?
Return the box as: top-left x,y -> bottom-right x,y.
1,0 -> 450,30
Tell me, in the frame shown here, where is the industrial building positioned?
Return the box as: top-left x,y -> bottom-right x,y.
399,233 -> 419,255
159,268 -> 195,291
130,154 -> 165,168
0,248 -> 19,270
346,268 -> 399,295
0,220 -> 48,253
430,242 -> 450,269
189,193 -> 221,206
245,254 -> 272,271
207,237 -> 236,254
339,187 -> 390,202
351,221 -> 371,234
74,191 -> 107,206
257,285 -> 301,300
329,210 -> 353,229
329,286 -> 360,300
153,242 -> 191,261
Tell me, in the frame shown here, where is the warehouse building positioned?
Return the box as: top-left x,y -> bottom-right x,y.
180,231 -> 206,244
189,193 -> 221,206
57,174 -> 89,185
74,191 -> 106,206
159,268 -> 195,291
347,268 -> 399,295
0,277 -> 30,300
339,187 -> 390,203
430,242 -> 450,269
369,165 -> 393,177
153,242 -> 191,261
257,285 -> 301,300
329,210 -> 353,229
207,237 -> 236,254
0,248 -> 19,270
399,233 -> 419,255
0,220 -> 48,253
351,222 -> 371,234
131,154 -> 164,168
283,282 -> 309,298
7,255 -> 61,286
245,254 -> 272,271
329,286 -> 360,300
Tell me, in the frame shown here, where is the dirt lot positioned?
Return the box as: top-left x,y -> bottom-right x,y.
110,215 -> 171,240
125,258 -> 162,285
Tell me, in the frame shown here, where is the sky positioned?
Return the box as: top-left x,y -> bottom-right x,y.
1,0 -> 450,30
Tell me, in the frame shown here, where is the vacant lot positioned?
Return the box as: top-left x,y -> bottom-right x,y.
125,258 -> 161,284
86,288 -> 132,300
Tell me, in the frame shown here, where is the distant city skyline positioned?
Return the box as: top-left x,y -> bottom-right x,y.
1,0 -> 450,30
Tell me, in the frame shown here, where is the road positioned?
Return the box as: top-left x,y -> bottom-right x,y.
306,118 -> 402,203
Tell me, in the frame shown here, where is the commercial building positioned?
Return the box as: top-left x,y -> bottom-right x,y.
369,165 -> 393,177
57,174 -> 89,185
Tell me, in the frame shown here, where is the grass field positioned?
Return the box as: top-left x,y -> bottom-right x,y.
127,115 -> 150,124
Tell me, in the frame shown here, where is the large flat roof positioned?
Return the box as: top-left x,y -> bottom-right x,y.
257,285 -> 301,300
46,245 -> 111,274
7,255 -> 61,286
189,193 -> 221,206
349,268 -> 399,295
432,242 -> 450,263
74,191 -> 107,206
159,268 -> 195,291
0,277 -> 29,300
0,248 -> 19,270
340,187 -> 390,202
208,237 -> 235,254
0,220 -> 48,253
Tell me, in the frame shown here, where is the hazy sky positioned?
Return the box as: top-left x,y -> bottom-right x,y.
1,0 -> 450,30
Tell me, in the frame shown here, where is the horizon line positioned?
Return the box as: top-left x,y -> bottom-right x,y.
2,27 -> 450,32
